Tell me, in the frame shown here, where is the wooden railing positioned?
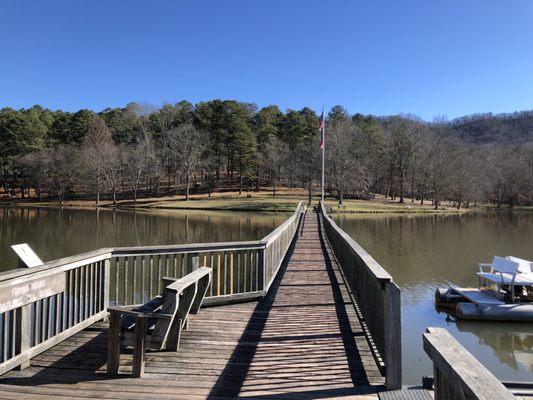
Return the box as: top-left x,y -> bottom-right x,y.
424,327 -> 515,400
110,241 -> 265,306
0,202 -> 304,376
109,201 -> 304,305
318,201 -> 402,390
0,250 -> 110,375
262,204 -> 303,292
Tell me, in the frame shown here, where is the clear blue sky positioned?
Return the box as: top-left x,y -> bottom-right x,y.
1,1 -> 532,120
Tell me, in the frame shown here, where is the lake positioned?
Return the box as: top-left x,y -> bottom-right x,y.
0,206 -> 289,271
1,206 -> 531,385
334,211 -> 533,385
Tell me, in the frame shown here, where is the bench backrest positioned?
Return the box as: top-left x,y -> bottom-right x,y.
151,284 -> 182,346
165,267 -> 211,295
152,267 -> 212,346
507,256 -> 533,274
492,256 -> 519,275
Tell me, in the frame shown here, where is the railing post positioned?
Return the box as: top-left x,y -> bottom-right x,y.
103,259 -> 111,311
14,303 -> 31,370
384,282 -> 402,389
257,248 -> 265,291
188,253 -> 199,273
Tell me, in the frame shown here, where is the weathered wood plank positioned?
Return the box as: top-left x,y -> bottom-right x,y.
132,318 -> 146,378
0,206 -> 386,399
0,273 -> 65,314
319,200 -> 402,389
423,327 -> 515,400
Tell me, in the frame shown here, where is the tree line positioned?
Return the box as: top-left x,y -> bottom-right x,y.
0,102 -> 531,208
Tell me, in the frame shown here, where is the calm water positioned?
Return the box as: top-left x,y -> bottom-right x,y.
0,206 -> 289,271
335,212 -> 533,385
2,207 -> 531,384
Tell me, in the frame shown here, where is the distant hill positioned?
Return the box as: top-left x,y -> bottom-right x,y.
450,111 -> 533,145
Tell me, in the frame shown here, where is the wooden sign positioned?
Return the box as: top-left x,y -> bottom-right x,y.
11,244 -> 43,268
0,274 -> 66,313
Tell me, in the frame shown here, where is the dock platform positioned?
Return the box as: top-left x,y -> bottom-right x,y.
0,210 -> 388,399
451,287 -> 505,305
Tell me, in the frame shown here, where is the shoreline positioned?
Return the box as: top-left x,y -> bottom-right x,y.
2,194 -> 531,215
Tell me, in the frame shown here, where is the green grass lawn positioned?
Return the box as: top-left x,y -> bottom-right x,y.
324,198 -> 472,214
124,193 -> 304,212
138,195 -> 471,214
10,187 -> 529,215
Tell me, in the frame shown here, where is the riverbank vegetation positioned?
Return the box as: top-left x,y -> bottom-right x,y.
1,102 -> 532,210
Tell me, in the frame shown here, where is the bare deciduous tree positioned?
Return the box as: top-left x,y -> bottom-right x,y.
38,146 -> 79,205
168,123 -> 208,200
327,120 -> 359,205
82,116 -> 114,204
386,118 -> 420,203
122,139 -> 153,204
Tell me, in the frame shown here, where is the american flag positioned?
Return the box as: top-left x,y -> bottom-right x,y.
318,109 -> 325,149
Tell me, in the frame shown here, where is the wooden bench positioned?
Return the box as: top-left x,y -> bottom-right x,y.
477,256 -> 533,301
106,267 -> 211,377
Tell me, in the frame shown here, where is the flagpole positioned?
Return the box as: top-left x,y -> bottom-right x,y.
321,105 -> 325,203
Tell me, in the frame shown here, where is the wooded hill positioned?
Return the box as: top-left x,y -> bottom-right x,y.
451,111 -> 533,145
0,102 -> 531,208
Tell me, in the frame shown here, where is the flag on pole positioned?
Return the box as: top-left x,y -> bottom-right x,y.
318,109 -> 325,149
320,105 -> 325,201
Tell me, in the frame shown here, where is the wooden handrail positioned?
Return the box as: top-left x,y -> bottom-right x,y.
0,202 -> 304,377
424,327 -> 515,400
318,200 -> 401,390
261,202 -> 304,246
0,248 -> 112,283
262,202 -> 304,291
112,241 -> 264,257
1,201 -> 304,284
319,201 -> 392,280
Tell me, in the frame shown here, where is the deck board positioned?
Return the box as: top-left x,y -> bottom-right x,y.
0,209 -> 385,399
451,287 -> 505,305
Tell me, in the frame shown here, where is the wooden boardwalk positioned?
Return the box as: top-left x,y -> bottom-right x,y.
0,209 -> 384,399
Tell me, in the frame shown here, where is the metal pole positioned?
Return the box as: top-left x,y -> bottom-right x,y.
321,106 -> 325,202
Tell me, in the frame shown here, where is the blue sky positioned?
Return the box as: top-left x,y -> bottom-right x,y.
1,1 -> 532,120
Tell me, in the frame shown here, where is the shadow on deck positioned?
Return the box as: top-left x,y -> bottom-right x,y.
0,211 -> 385,399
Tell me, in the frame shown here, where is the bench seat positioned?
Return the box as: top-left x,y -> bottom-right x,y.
477,272 -> 533,286
107,267 -> 212,377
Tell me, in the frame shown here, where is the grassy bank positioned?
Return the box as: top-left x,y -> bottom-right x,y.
324,197 -> 473,214
127,191 -> 303,212
3,188 -> 530,214
1,189 -> 305,213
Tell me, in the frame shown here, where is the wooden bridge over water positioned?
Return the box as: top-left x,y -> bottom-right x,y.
0,202 -> 522,399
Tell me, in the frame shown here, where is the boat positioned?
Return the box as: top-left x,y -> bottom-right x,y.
435,256 -> 533,322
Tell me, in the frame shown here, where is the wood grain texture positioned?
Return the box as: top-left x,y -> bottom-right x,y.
0,209 -> 383,399
424,327 -> 515,400
319,201 -> 402,389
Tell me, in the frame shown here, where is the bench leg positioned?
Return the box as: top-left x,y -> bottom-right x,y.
107,312 -> 122,376
166,317 -> 182,351
132,318 -> 147,378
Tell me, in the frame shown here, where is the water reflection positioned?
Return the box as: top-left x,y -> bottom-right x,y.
455,320 -> 533,373
0,206 -> 289,271
335,212 -> 533,384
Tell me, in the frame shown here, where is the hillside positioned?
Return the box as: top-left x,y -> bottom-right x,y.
450,111 -> 533,145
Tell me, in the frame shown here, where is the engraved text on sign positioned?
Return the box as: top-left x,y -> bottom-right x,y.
0,274 -> 66,313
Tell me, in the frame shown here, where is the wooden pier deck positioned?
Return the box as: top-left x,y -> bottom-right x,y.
0,210 -> 385,399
